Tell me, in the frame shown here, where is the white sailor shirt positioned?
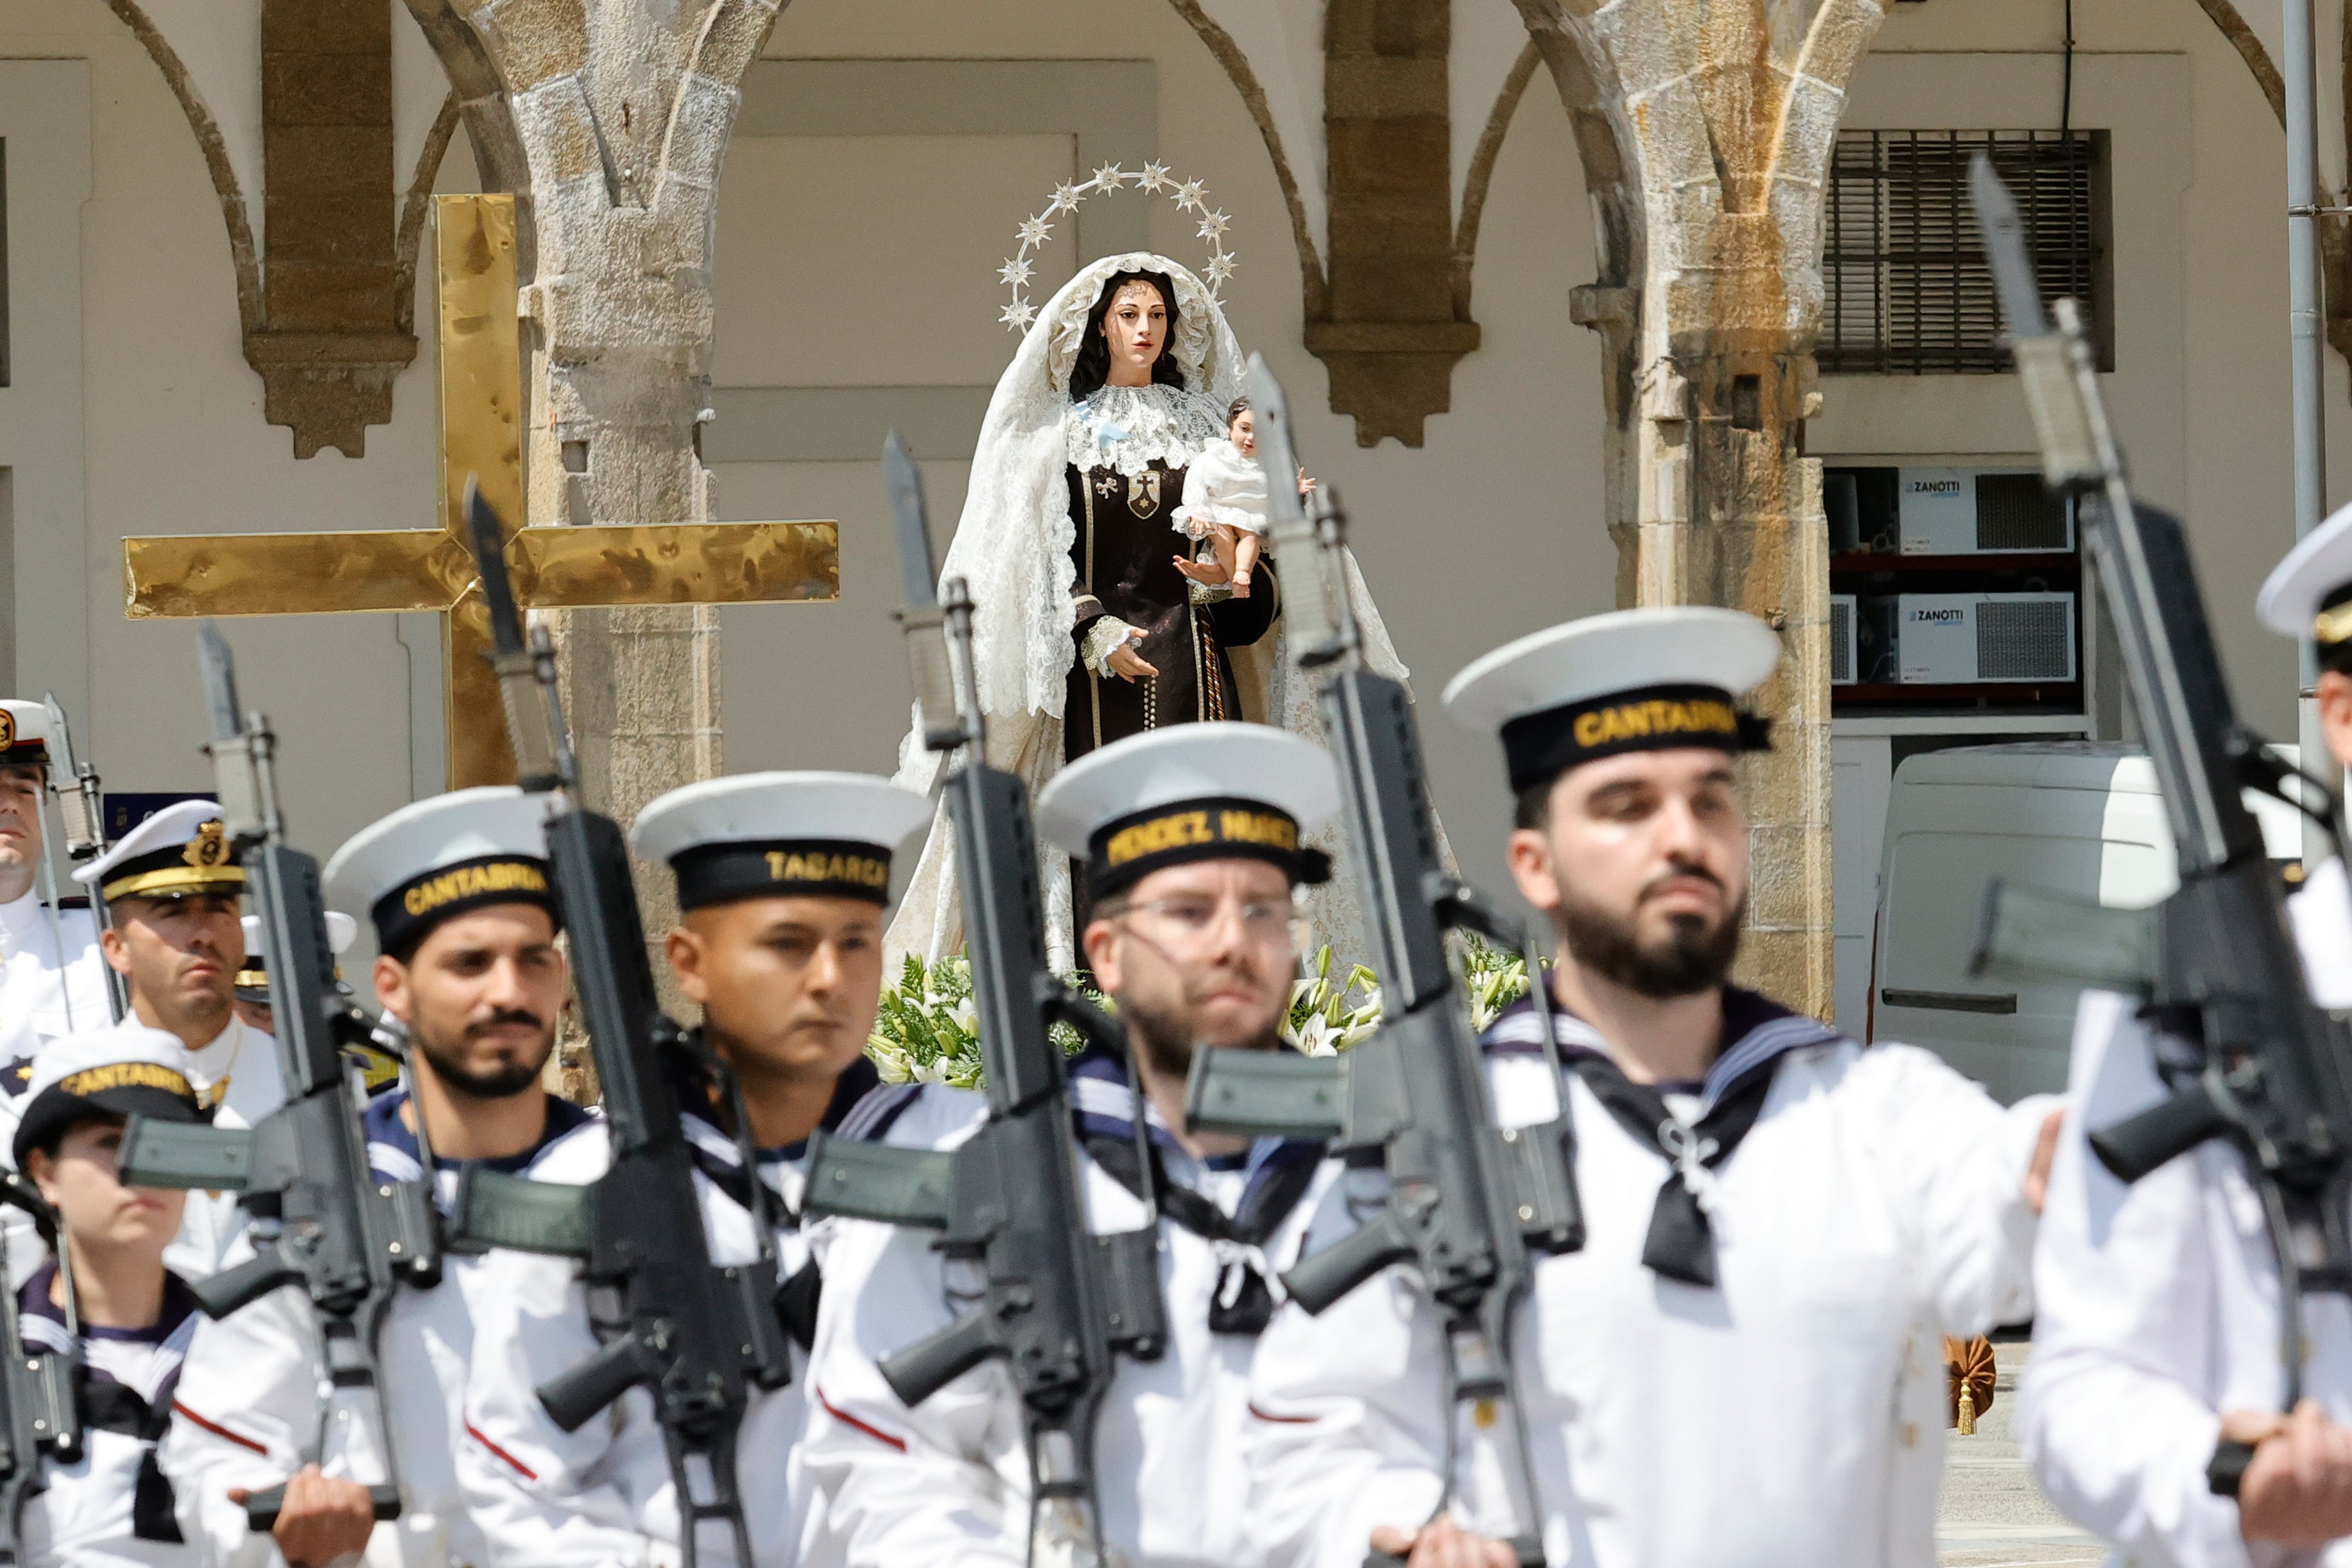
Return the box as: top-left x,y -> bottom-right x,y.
800,1049 -> 1336,1568
454,1058 -> 884,1568
0,893 -> 115,1283
17,1258 -> 201,1567
160,1088 -> 594,1568
1244,988 -> 2051,1568
2017,858 -> 2352,1568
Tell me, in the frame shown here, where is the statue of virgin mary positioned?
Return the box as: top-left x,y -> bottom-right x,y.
887,250 -> 1413,973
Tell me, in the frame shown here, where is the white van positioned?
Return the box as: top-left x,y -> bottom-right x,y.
1867,742 -> 2308,1103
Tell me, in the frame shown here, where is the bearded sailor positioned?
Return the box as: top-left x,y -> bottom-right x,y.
802,722 -> 1340,1567
2019,502 -> 2352,1563
1245,609 -> 2063,1568
160,786 -> 583,1568
49,801 -> 282,1280
455,771 -> 927,1568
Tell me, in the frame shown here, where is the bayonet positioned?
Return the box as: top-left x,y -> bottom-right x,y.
465,481 -> 563,790
33,696 -> 125,1023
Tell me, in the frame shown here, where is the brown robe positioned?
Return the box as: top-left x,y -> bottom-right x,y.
1063,459 -> 1277,763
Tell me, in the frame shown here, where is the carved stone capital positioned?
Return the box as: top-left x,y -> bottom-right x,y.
243,330 -> 419,459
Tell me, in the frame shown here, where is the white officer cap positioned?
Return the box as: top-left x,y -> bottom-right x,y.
0,702 -> 51,771
13,1027 -> 207,1166
630,771 -> 932,914
1443,607 -> 1781,795
73,798 -> 241,903
1035,722 -> 1341,901
234,911 -> 358,1001
323,787 -> 559,959
2258,499 -> 2352,647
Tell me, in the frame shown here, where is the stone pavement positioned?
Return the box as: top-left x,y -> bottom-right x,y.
1938,1340 -> 2103,1567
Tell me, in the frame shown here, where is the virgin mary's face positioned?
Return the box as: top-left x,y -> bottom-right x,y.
1102,282 -> 1169,384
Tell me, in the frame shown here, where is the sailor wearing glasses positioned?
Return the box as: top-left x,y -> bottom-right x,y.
802,721 -> 1343,1567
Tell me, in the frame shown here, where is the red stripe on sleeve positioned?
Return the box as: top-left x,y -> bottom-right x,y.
815,1386 -> 908,1453
171,1400 -> 270,1456
1248,1401 -> 1319,1425
466,1421 -> 539,1481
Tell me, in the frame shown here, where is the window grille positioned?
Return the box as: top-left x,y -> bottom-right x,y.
1822,129 -> 2107,375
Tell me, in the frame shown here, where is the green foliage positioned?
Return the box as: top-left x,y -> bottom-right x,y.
867,952 -> 1109,1088
867,939 -> 1542,1085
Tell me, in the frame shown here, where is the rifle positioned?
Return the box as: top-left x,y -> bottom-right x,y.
460,481 -> 794,1568
1967,155 -> 2352,1495
111,623 -> 438,1531
0,1176 -> 80,1565
799,432 -> 1158,1566
1180,357 -> 1582,1568
37,697 -> 127,1024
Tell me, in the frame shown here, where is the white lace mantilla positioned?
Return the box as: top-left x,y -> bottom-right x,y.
1064,383 -> 1227,478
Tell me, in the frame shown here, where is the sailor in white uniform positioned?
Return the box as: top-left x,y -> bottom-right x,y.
160,786 -> 578,1568
454,772 -> 929,1568
55,802 -> 282,1282
2019,503 -> 2352,1563
1243,609 -> 2062,1568
801,723 -> 1344,1568
10,1028 -> 216,1567
0,701 -> 120,1282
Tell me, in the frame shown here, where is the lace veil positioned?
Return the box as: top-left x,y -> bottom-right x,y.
887,252 -> 1417,973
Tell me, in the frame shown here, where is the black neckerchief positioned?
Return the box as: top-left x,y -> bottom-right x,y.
1483,985 -> 1842,1288
674,1045 -> 882,1352
1069,1045 -> 1325,1336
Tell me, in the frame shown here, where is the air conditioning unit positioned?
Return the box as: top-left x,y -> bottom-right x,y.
1898,466 -> 2074,555
1830,595 -> 1856,686
1898,593 -> 2077,684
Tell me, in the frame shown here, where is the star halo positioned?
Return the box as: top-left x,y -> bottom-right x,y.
999,163 -> 1239,333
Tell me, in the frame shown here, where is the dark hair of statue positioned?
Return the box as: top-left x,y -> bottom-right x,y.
1226,395 -> 1251,427
1068,270 -> 1187,401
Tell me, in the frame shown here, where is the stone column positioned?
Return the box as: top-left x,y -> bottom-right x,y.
403,0 -> 784,1019
1517,0 -> 1891,1019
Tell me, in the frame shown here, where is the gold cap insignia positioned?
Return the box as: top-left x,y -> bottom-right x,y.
2316,601 -> 2352,646
0,711 -> 16,750
184,820 -> 229,869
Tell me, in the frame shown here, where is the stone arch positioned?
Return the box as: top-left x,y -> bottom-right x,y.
1160,0 -> 1330,318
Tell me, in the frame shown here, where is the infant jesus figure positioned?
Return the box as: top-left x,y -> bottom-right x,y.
1171,397 -> 1313,599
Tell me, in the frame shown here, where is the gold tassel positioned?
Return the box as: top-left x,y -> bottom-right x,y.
1956,1383 -> 1977,1437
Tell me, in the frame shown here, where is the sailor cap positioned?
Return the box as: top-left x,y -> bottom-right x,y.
1443,607 -> 1781,794
323,787 -> 560,959
0,702 -> 53,771
14,1027 -> 209,1167
235,910 -> 358,1002
1035,723 -> 1340,901
73,798 -> 242,905
2259,499 -> 2352,652
630,772 -> 931,914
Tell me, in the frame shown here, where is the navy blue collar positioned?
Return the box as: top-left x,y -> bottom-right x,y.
1481,983 -> 1844,1114
1066,1043 -> 1323,1181
362,1086 -> 593,1186
19,1259 -> 198,1345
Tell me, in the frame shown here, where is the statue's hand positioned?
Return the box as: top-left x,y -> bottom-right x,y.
1106,638 -> 1159,681
1173,555 -> 1230,586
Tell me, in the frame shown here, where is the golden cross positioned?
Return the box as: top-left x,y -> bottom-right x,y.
121,194 -> 838,788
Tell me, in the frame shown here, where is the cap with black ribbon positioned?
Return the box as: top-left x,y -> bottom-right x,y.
322,787 -> 560,961
629,771 -> 932,914
1442,607 -> 1782,796
1035,722 -> 1342,903
2260,498 -> 2352,673
13,1028 -> 210,1168
73,798 -> 243,905
235,911 -> 359,1004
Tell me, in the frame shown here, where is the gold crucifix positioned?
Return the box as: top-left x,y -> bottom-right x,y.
121,194 -> 838,788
